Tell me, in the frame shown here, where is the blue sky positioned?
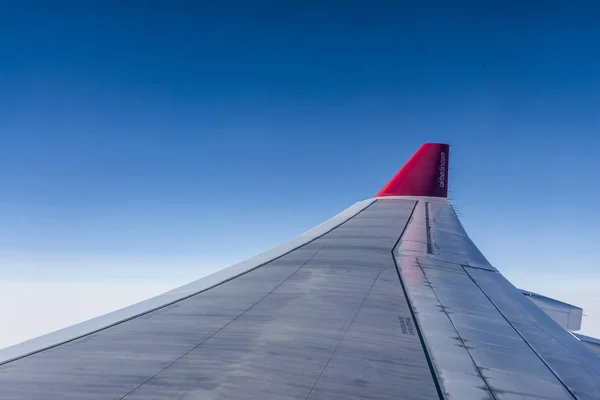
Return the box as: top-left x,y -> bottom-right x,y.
1,2 -> 600,344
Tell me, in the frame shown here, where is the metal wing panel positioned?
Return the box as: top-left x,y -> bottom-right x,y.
395,199 -> 600,400
520,290 -> 583,331
0,199 -> 444,400
574,334 -> 600,357
3,193 -> 600,399
466,267 -> 600,397
395,254 -> 574,400
0,199 -> 376,366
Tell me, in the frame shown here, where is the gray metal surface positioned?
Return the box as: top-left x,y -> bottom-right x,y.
519,289 -> 583,332
468,267 -> 600,399
395,200 -> 600,400
4,197 -> 600,399
0,199 -> 377,366
574,334 -> 600,356
0,199 -> 441,400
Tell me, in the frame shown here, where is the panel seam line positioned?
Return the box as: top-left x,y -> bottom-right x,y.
391,200 -> 445,400
303,268 -> 385,400
415,258 -> 497,399
462,266 -> 578,400
0,200 -> 377,367
120,246 -> 326,400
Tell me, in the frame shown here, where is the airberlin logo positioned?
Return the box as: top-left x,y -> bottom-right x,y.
438,152 -> 446,188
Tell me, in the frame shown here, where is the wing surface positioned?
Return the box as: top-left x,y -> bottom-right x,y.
1,143 -> 599,400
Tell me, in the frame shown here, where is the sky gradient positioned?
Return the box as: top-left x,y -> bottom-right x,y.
1,1 -> 600,348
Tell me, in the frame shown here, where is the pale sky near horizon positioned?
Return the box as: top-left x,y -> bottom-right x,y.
2,273 -> 600,351
2,2 -> 600,349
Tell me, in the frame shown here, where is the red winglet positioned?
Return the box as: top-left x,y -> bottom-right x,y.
376,143 -> 449,198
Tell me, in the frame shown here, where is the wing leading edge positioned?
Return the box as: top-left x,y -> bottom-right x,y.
1,143 -> 599,400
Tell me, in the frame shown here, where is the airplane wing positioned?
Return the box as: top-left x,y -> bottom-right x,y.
1,143 -> 599,400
